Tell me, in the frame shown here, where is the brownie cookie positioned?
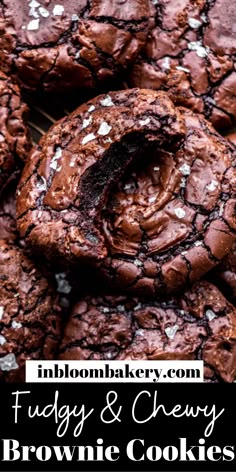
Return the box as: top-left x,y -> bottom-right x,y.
0,176 -> 18,241
17,89 -> 236,295
0,241 -> 61,382
59,281 -> 236,383
129,0 -> 236,130
0,0 -> 150,93
0,72 -> 31,194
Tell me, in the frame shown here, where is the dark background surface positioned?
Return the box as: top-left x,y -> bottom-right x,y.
0,383 -> 236,471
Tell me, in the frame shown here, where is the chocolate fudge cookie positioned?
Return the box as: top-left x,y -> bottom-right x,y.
59,281 -> 236,383
129,0 -> 236,130
0,241 -> 61,382
0,0 -> 150,93
0,72 -> 31,193
17,89 -> 236,295
0,176 -> 18,241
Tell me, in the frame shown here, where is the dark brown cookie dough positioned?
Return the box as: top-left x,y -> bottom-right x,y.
129,0 -> 236,130
0,0 -> 150,93
16,89 -> 236,295
59,281 -> 236,383
0,72 -> 31,193
0,176 -> 18,241
0,241 -> 61,382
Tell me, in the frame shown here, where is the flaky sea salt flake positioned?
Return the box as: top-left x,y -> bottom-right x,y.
27,18 -> 40,30
53,5 -> 64,16
82,133 -> 96,145
188,18 -> 202,29
88,105 -> 95,113
0,353 -> 18,372
0,336 -> 6,346
134,303 -> 142,311
11,321 -> 22,329
176,66 -> 190,73
0,307 -> 4,320
134,259 -> 142,267
179,163 -> 191,175
206,309 -> 216,321
206,180 -> 218,192
82,117 -> 92,130
165,325 -> 178,340
29,0 -> 40,7
188,41 -> 209,58
149,196 -> 156,203
100,96 -> 114,107
39,7 -> 50,17
102,307 -> 110,314
29,8 -> 39,18
162,57 -> 170,70
139,118 -> 150,126
174,208 -> 186,219
136,329 -> 145,337
98,122 -> 112,136
55,273 -> 72,295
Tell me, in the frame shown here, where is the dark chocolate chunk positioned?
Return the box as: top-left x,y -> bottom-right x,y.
0,0 -> 150,93
129,0 -> 236,130
59,281 -> 236,383
0,241 -> 61,382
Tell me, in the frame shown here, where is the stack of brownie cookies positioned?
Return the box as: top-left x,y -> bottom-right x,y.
0,0 -> 236,383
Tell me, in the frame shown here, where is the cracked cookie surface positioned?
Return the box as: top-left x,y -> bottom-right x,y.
59,281 -> 236,383
0,71 -> 31,193
0,0 -> 150,93
129,0 -> 236,130
0,241 -> 61,382
16,89 -> 236,295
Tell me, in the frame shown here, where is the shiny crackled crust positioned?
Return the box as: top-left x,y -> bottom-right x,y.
16,89 -> 236,295
16,89 -> 186,260
0,0 -> 150,93
129,0 -> 236,130
59,281 -> 236,383
0,241 -> 61,382
0,71 -> 31,193
97,109 -> 236,295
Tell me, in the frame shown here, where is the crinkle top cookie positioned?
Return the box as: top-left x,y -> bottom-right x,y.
129,0 -> 236,130
0,0 -> 150,92
16,89 -> 236,295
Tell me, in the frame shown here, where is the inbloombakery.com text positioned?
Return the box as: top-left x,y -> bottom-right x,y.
1,438 -> 234,462
26,360 -> 204,383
